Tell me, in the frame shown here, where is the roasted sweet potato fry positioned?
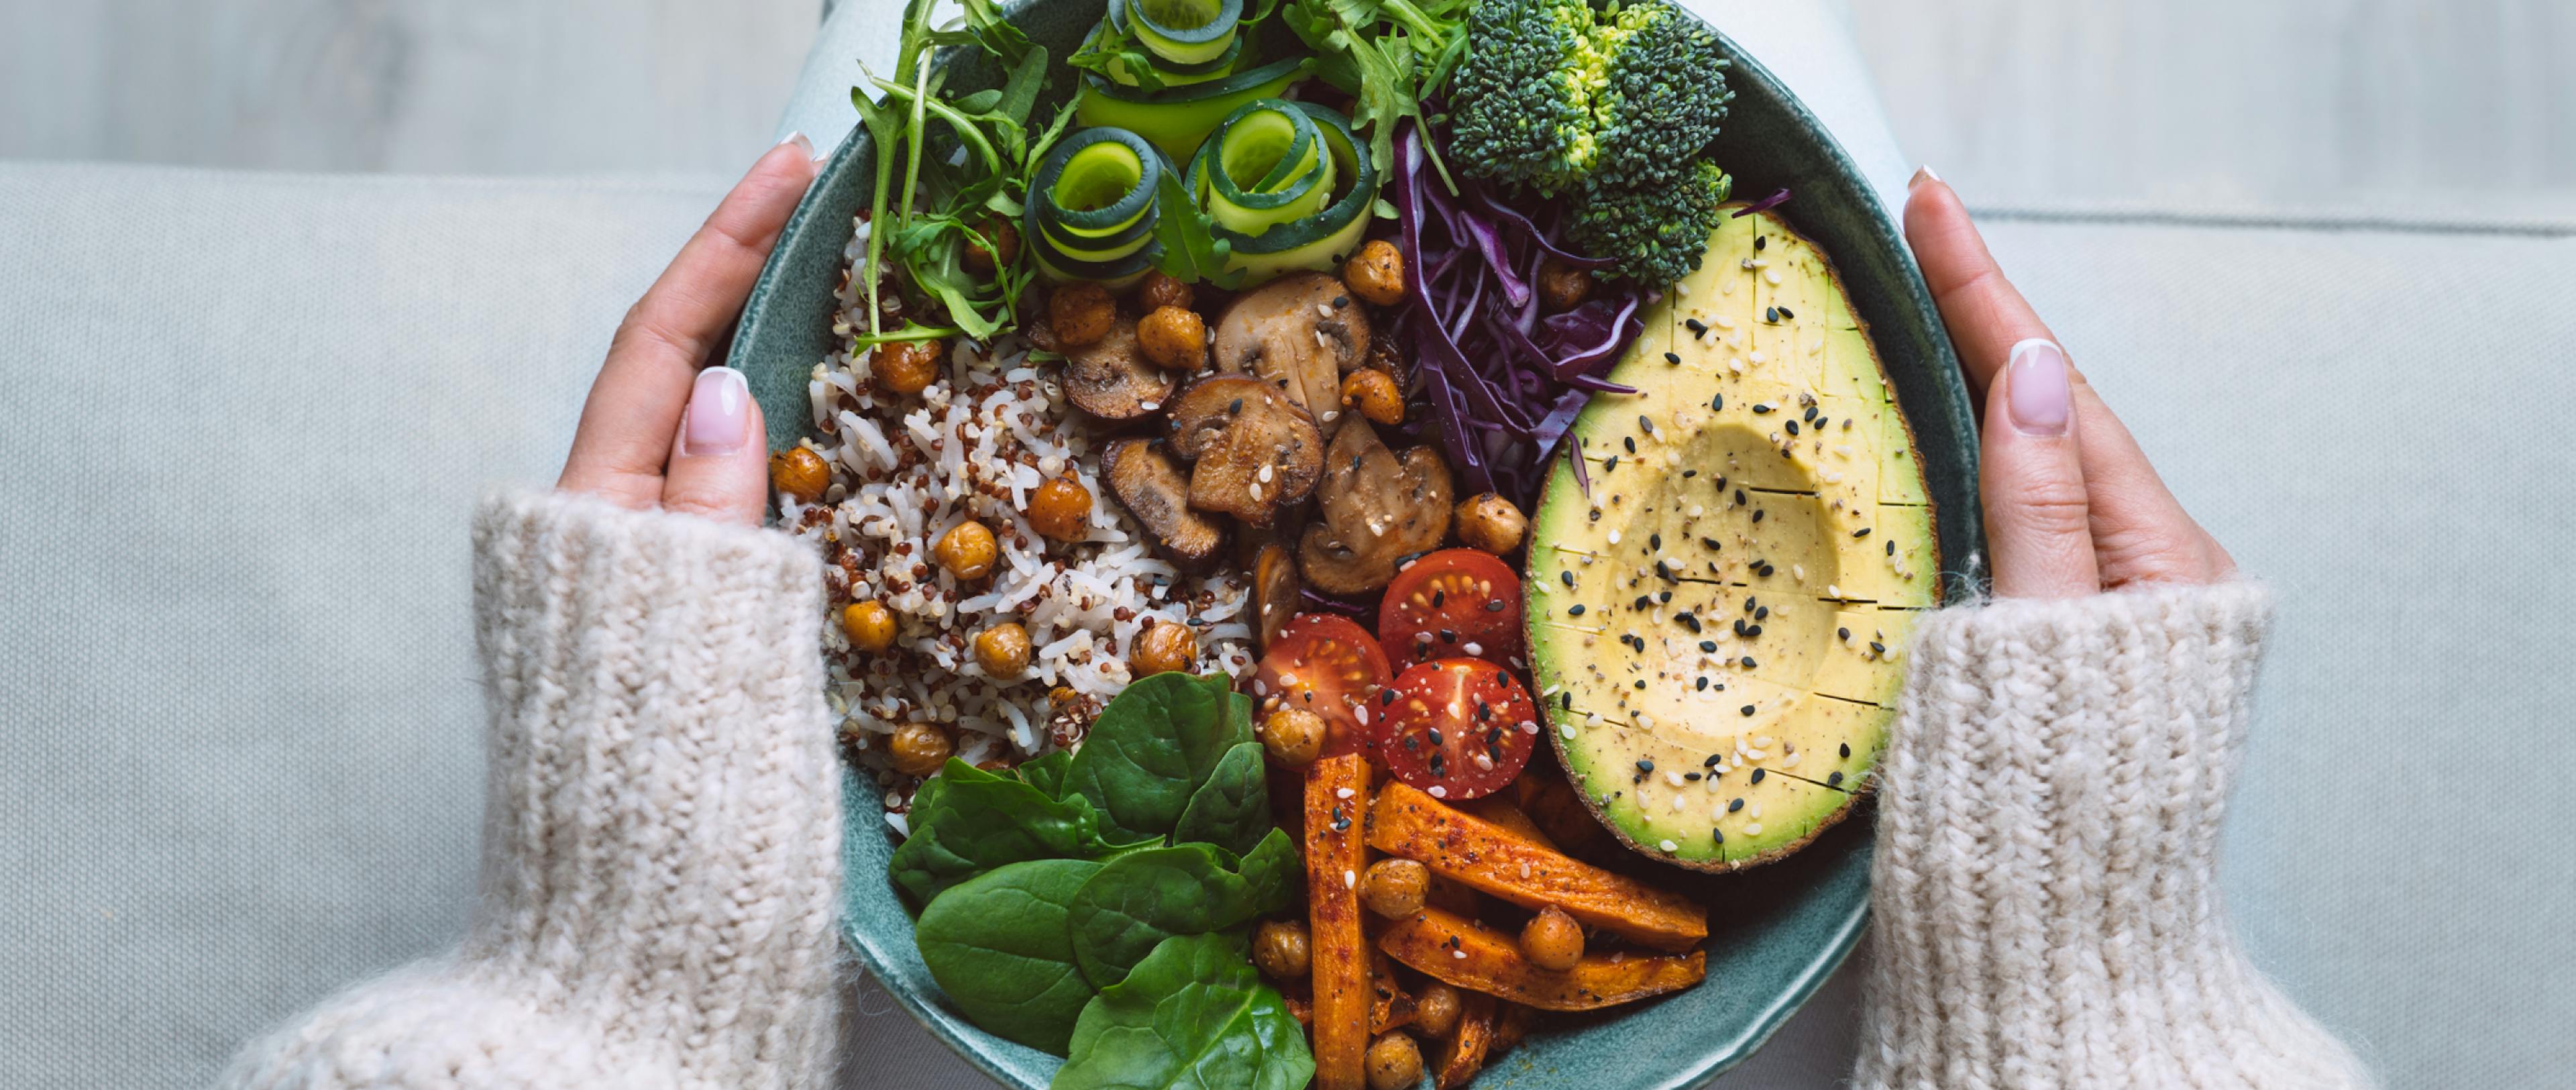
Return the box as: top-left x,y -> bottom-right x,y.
1307,754 -> 1373,1090
1369,782 -> 1707,951
1517,770 -> 1608,855
1462,796 -> 1558,851
1434,991 -> 1495,1089
1379,906 -> 1707,1011
1367,948 -> 1417,1035
1491,1001 -> 1536,1055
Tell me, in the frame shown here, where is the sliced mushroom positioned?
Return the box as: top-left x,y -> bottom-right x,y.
1252,540 -> 1301,653
1102,437 -> 1228,568
1212,272 -> 1371,429
1296,419 -> 1454,596
1063,316 -> 1177,422
1164,374 -> 1324,529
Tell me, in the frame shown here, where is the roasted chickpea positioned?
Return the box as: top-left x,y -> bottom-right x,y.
1537,255 -> 1592,313
1049,282 -> 1116,348
1413,982 -> 1463,1038
888,721 -> 955,777
769,445 -> 830,503
1258,706 -> 1326,767
1136,305 -> 1206,371
963,217 -> 1020,274
1132,618 -> 1199,676
973,622 -> 1032,679
1026,476 -> 1093,542
1252,918 -> 1311,979
841,600 -> 897,653
1454,492 -> 1529,555
1340,368 -> 1403,427
1364,1033 -> 1424,1090
872,337 -> 945,395
933,519 -> 1000,580
1361,858 -> 1430,919
1136,269 -> 1195,313
1520,905 -> 1584,971
1343,239 -> 1405,306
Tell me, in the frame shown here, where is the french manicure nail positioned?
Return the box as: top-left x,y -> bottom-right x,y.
1909,164 -> 1940,188
780,130 -> 814,158
684,367 -> 751,455
2006,339 -> 2070,437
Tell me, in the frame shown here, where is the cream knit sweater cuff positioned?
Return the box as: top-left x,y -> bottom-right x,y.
221,490 -> 843,1089
1856,582 -> 2371,1090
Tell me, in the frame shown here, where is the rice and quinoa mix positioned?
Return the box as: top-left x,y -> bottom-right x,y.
783,219 -> 1254,818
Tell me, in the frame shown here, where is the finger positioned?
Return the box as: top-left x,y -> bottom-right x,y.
1903,172 -> 2057,405
558,134 -> 818,505
2064,383 -> 2237,588
659,366 -> 771,527
1980,338 -> 2098,599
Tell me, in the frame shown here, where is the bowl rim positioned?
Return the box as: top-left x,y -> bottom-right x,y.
736,4 -> 1974,1084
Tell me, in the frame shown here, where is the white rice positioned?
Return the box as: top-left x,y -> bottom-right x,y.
789,216 -> 1255,787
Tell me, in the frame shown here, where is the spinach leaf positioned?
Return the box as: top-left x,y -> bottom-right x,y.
1053,933 -> 1313,1090
1017,748 -> 1074,798
1064,673 -> 1257,844
891,759 -> 1112,907
1171,743 -> 1274,858
915,859 -> 1102,1053
1066,835 -> 1299,989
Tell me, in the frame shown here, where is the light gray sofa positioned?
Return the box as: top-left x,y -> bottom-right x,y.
4,4 -> 2569,1088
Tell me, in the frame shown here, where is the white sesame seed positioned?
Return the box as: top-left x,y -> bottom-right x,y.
1750,801 -> 1764,818
1659,839 -> 1680,852
1280,671 -> 1299,686
1608,529 -> 1622,544
1140,401 -> 1159,411
1744,822 -> 1764,834
1257,464 -> 1275,483
1520,861 -> 1532,879
1428,785 -> 1447,798
1765,270 -> 1782,286
1666,771 -> 1684,787
1784,751 -> 1803,767
1464,641 -> 1483,655
1519,720 -> 1539,734
1336,786 -> 1355,799
1344,869 -> 1356,888
1560,722 -> 1578,739
1454,948 -> 1468,959
1749,350 -> 1767,364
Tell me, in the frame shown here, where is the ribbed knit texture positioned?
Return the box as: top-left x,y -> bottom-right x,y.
1857,582 -> 2371,1090
219,490 -> 843,1089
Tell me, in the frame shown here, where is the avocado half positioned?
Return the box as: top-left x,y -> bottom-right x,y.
1523,205 -> 1938,871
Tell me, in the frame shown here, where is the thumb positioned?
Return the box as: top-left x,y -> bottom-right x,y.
661,366 -> 771,527
1980,339 -> 2098,599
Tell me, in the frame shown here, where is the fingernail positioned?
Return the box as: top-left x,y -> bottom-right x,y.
780,130 -> 813,158
1909,164 -> 1940,189
2005,339 -> 2071,437
684,366 -> 751,455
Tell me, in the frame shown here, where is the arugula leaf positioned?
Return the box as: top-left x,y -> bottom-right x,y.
1171,742 -> 1273,857
1063,672 -> 1256,843
915,859 -> 1103,1052
1053,932 -> 1313,1090
890,759 -> 1119,907
1285,0 -> 1467,182
1064,833 -> 1299,989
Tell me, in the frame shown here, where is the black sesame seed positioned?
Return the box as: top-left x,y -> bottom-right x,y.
1604,455 -> 1619,472
1711,393 -> 1725,412
1699,640 -> 1717,653
1752,403 -> 1773,415
1562,692 -> 1576,710
1440,628 -> 1456,642
1785,421 -> 1799,436
1840,742 -> 1851,758
1837,626 -> 1851,641
1727,798 -> 1744,812
1657,590 -> 1670,603
1650,533 -> 1662,550
1663,351 -> 1680,365
1740,705 -> 1756,716
1701,537 -> 1722,551
1803,406 -> 1817,423
1696,677 -> 1709,690
1827,771 -> 1845,787
1746,624 -> 1763,638
1332,295 -> 1350,308
1750,768 -> 1766,784
1870,641 -> 1887,655
1778,305 -> 1794,320
1744,596 -> 1756,612
1853,527 -> 1872,539
1635,679 -> 1647,690
1887,540 -> 1896,555
1752,509 -> 1765,523
1765,307 -> 1779,324
1732,618 -> 1748,636
1429,727 -> 1444,745
1740,656 -> 1757,668
1704,753 -> 1724,767
1637,759 -> 1656,772
1432,589 -> 1445,607
1229,397 -> 1244,414
1754,235 -> 1767,251
1682,469 -> 1698,478
1562,570 -> 1576,587
1685,771 -> 1702,781
1677,612 -> 1701,633
1755,606 -> 1768,621
1484,598 -> 1505,612
1713,829 -> 1725,844
1734,489 -> 1747,505
1383,689 -> 1399,706
1568,604 -> 1586,616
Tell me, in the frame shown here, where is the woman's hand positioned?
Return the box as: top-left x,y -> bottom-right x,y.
555,134 -> 820,527
1903,170 -> 2235,598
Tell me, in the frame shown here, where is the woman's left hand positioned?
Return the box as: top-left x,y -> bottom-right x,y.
1902,169 -> 2236,598
555,133 -> 819,527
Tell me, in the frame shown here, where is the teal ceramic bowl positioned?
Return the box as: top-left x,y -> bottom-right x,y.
726,3 -> 1980,1085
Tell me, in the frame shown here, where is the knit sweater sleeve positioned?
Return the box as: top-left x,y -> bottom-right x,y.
1855,582 -> 2371,1090
220,490 -> 843,1090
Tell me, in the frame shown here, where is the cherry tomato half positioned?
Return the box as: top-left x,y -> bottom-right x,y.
1375,657 -> 1538,800
1252,613 -> 1391,757
1379,549 -> 1525,671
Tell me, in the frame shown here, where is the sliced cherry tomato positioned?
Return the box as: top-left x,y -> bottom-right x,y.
1375,657 -> 1538,800
1378,548 -> 1524,671
1252,613 -> 1391,757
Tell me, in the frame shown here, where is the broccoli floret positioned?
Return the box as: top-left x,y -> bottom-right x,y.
1446,0 -> 1605,195
1568,160 -> 1732,286
1446,0 -> 1735,284
1591,1 -> 1732,188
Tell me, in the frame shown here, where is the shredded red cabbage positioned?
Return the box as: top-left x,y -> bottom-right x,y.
1733,186 -> 1794,217
1389,121 -> 1654,507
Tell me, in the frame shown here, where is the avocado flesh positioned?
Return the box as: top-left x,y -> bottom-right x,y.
1524,206 -> 1937,870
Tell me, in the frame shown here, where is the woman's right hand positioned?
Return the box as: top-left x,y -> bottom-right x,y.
1902,169 -> 2235,599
